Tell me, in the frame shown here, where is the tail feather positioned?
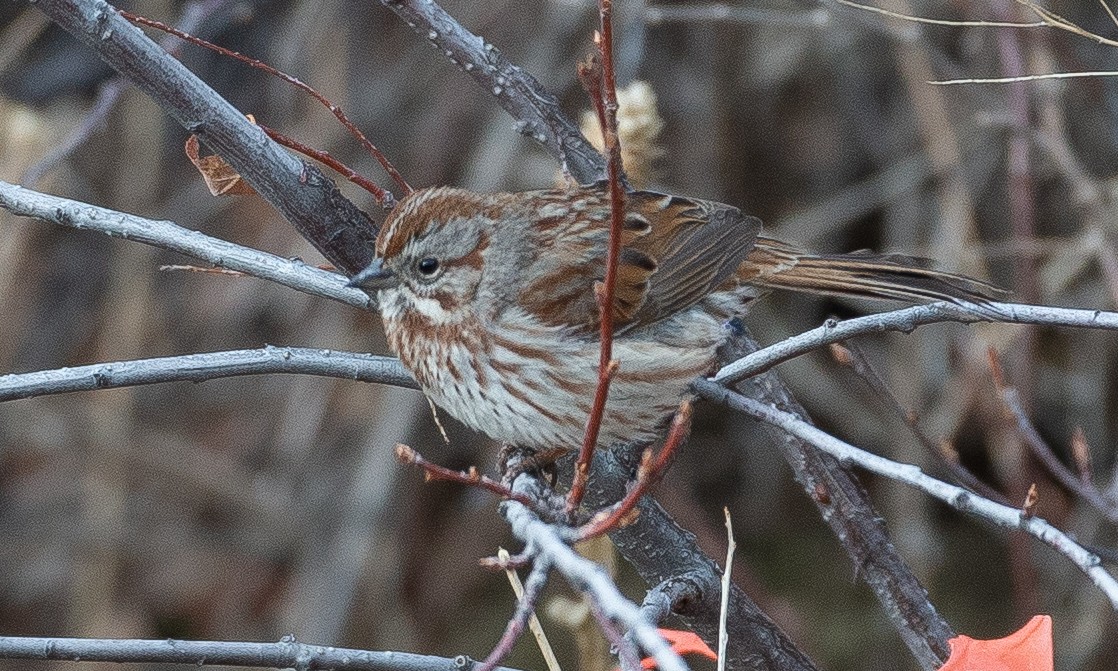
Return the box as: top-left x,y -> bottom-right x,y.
742,237 -> 1008,304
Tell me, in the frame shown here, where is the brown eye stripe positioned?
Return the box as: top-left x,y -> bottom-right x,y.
441,231 -> 491,270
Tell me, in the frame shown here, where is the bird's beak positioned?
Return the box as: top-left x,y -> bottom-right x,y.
347,258 -> 398,291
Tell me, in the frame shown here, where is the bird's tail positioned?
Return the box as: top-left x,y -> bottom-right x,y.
740,236 -> 1008,304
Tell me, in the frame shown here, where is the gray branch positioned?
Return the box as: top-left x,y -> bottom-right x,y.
580,449 -> 820,671
716,326 -> 953,668
0,179 -> 372,311
502,475 -> 687,671
0,636 -> 523,671
714,301 -> 1118,385
0,347 -> 415,402
692,378 -> 1118,609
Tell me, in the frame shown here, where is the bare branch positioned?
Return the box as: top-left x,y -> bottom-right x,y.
0,179 -> 371,310
830,341 -> 1009,504
989,352 -> 1118,525
477,560 -> 552,671
502,475 -> 687,671
692,378 -> 1118,609
714,302 -> 1118,386
0,348 -> 415,403
588,601 -> 642,671
717,326 -> 953,668
576,449 -> 820,671
0,636 -> 526,671
393,444 -> 540,510
569,0 -> 627,517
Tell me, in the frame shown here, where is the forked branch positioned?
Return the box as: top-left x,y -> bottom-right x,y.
691,378 -> 1118,609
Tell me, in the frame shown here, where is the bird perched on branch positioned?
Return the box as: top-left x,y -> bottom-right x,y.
350,184 -> 1005,451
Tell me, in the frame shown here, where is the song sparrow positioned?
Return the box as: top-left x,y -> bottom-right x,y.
350,184 -> 1004,451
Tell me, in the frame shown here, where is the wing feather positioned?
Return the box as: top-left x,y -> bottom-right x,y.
517,186 -> 761,333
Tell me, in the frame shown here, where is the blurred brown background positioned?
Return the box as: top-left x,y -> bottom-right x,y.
1,0 -> 1117,669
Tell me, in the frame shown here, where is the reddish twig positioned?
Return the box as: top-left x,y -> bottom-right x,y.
829,341 -> 1009,505
987,350 -> 1118,525
578,401 -> 693,541
394,444 -> 541,511
258,124 -> 392,207
119,9 -> 410,204
567,0 -> 626,518
476,560 -> 552,671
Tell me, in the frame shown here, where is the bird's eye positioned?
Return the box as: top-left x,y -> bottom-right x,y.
416,257 -> 441,277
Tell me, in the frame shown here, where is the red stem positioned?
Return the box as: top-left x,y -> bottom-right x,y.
119,10 -> 411,203
393,444 -> 539,510
258,124 -> 392,207
577,401 -> 692,541
566,0 -> 625,517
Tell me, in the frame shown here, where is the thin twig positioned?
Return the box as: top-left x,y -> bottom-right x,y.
833,0 -> 1046,28
587,602 -> 641,671
1015,0 -> 1118,47
987,351 -> 1118,525
477,560 -> 552,671
830,341 -> 1008,504
835,0 -> 1118,48
498,549 -> 562,671
120,9 -> 409,202
394,445 -> 541,511
931,71 -> 1118,85
259,124 -> 392,205
717,508 -> 735,671
1100,0 -> 1118,29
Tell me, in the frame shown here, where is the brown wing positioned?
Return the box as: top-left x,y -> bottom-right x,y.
624,192 -> 761,327
516,186 -> 761,334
